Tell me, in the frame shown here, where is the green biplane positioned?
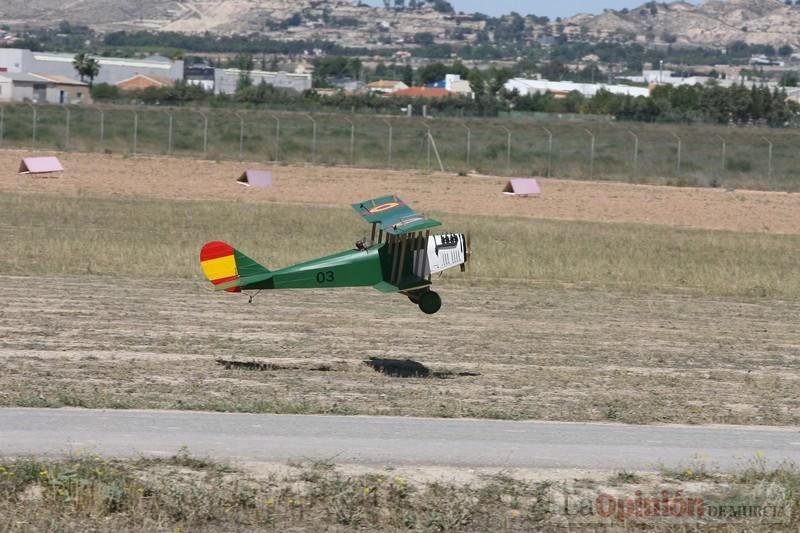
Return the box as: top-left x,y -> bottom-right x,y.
200,195 -> 470,314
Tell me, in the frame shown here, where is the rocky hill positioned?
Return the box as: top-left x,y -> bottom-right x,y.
3,0 -> 800,50
563,0 -> 800,48
0,0 -> 484,49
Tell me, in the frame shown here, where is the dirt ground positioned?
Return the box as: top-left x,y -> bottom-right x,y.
2,149 -> 799,426
3,149 -> 800,234
2,275 -> 798,426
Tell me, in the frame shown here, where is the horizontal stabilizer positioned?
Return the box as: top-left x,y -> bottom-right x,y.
214,272 -> 273,291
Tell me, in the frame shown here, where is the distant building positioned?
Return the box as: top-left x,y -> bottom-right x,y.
621,69 -> 778,90
0,48 -> 184,85
622,70 -> 711,86
504,78 -> 650,98
31,74 -> 92,104
328,76 -> 364,93
184,64 -> 215,91
750,55 -> 784,67
427,74 -> 473,98
0,31 -> 18,46
116,74 -> 175,91
0,73 -> 54,103
367,79 -> 408,94
389,87 -> 453,98
214,68 -> 312,94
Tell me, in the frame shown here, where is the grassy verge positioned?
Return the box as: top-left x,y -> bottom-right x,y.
2,192 -> 799,298
1,453 -> 797,531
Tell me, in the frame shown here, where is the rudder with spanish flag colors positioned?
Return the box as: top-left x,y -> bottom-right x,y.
200,241 -> 271,293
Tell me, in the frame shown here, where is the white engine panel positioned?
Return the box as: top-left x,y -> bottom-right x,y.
414,233 -> 466,277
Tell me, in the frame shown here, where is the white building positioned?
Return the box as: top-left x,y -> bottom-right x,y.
444,74 -> 473,98
621,69 -> 780,90
0,73 -> 58,103
0,72 -> 91,104
504,78 -> 650,98
214,69 -> 312,94
0,48 -> 184,85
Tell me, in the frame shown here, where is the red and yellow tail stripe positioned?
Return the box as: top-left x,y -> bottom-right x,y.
200,241 -> 241,293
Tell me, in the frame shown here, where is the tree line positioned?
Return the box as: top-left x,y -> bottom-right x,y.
507,84 -> 798,126
90,76 -> 798,126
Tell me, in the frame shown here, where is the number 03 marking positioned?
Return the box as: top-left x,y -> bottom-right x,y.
316,271 -> 335,283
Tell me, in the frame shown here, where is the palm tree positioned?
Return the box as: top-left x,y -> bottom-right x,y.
73,53 -> 100,86
83,57 -> 100,87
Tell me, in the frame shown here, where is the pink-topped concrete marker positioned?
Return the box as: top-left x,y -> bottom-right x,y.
18,156 -> 64,174
237,169 -> 273,188
502,178 -> 541,197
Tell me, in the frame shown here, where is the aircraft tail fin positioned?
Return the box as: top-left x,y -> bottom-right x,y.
200,241 -> 271,293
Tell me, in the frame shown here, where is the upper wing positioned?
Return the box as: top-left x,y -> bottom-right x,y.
351,195 -> 441,235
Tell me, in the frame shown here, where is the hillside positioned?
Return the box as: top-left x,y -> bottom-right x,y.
3,0 -> 800,50
0,0 -> 484,49
564,0 -> 800,48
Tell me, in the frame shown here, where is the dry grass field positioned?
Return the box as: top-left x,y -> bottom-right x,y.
1,148 -> 799,426
1,452 -> 797,531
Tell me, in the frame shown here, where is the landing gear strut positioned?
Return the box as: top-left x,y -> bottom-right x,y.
408,290 -> 441,314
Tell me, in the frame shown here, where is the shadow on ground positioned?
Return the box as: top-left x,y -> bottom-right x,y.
215,359 -> 336,372
215,358 -> 479,379
364,358 -> 480,379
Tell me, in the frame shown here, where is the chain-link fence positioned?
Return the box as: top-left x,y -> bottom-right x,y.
2,103 -> 799,191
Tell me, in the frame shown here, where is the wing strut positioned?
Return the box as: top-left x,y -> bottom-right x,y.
394,233 -> 409,285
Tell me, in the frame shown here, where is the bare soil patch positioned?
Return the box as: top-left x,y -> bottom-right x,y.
2,149 -> 799,234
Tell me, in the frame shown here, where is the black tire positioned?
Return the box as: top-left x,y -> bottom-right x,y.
418,291 -> 441,314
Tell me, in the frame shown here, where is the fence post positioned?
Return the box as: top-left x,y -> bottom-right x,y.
195,110 -> 208,158
132,110 -> 138,155
305,114 -> 317,164
165,110 -> 173,155
268,113 -> 280,161
762,136 -> 773,180
382,118 -> 392,169
460,122 -> 471,168
671,132 -> 682,175
60,107 -> 70,151
0,106 -> 5,147
716,134 -> 726,176
627,130 -> 638,175
500,125 -> 512,173
98,109 -> 105,148
233,111 -> 245,161
583,128 -> 595,179
344,117 -> 355,165
27,104 -> 37,144
426,126 -> 432,170
542,127 -> 553,177
427,128 -> 445,172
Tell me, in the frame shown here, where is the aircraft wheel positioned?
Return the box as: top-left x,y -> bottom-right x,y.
418,291 -> 441,315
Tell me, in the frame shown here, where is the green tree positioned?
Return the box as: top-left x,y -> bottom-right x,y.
72,53 -> 100,86
418,63 -> 447,84
428,0 -> 454,13
467,68 -> 486,97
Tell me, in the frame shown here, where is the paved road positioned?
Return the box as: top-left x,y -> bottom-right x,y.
1,409 -> 798,471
